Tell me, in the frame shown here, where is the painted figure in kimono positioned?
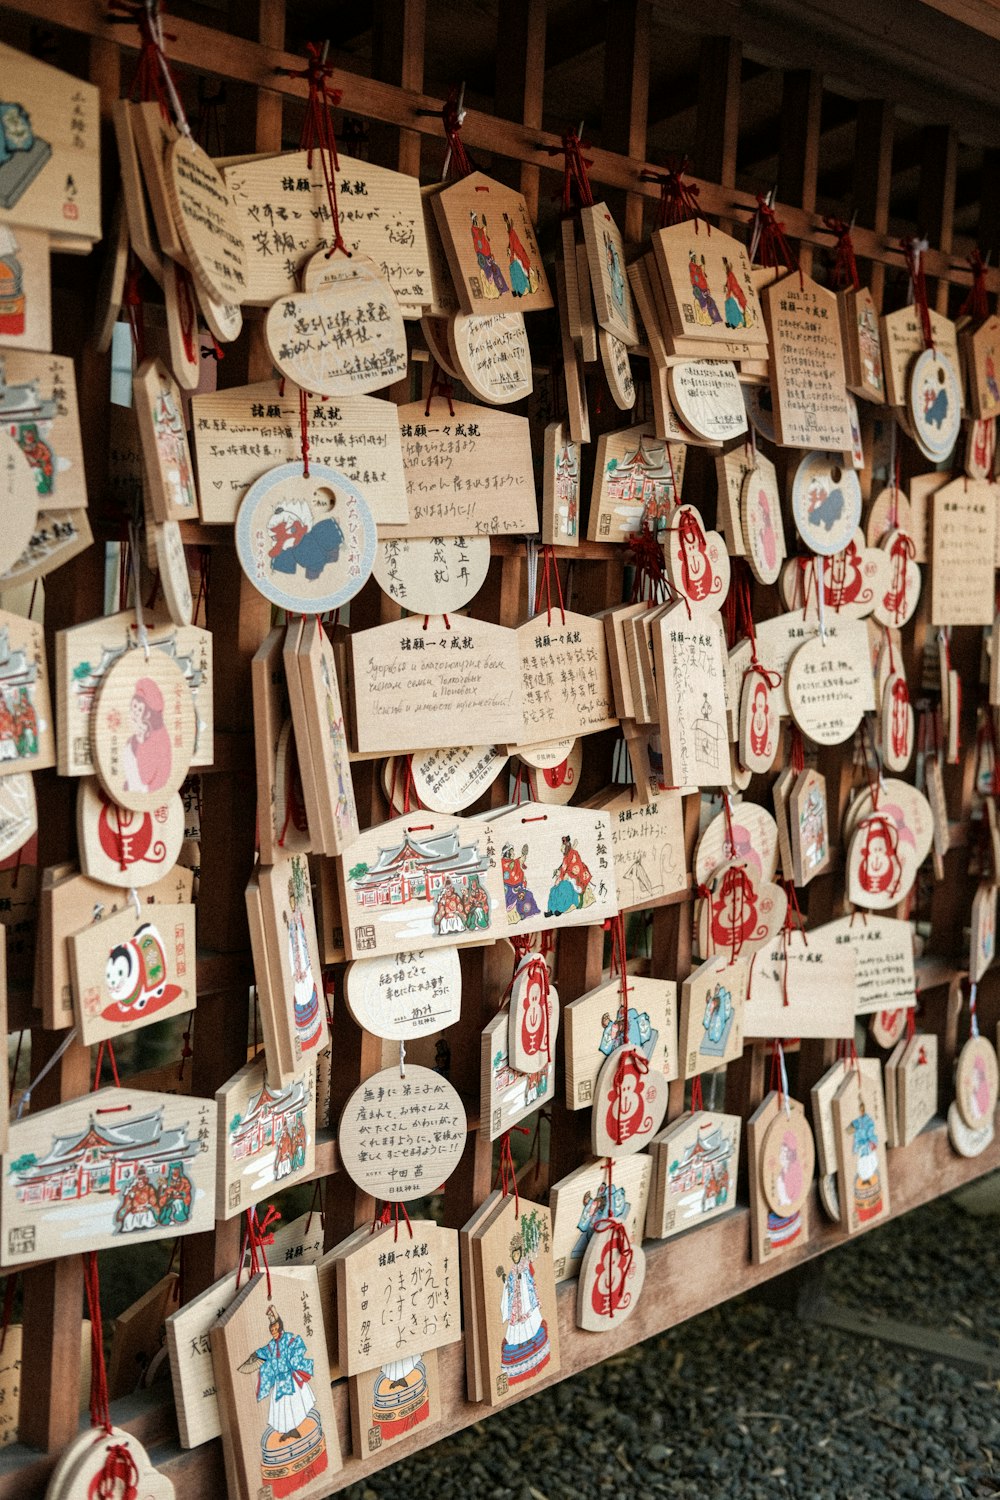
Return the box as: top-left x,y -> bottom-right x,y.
123,677 -> 172,795
571,1179 -> 629,1259
545,835 -> 594,917
115,1166 -> 160,1233
766,1133 -> 803,1249
470,212 -> 508,299
502,843 -> 540,923
604,229 -> 626,314
14,686 -> 37,757
286,866 -> 322,1051
240,1305 -> 320,1446
16,422 -> 54,496
463,878 -> 491,931
291,1113 -> 308,1172
157,1163 -> 193,1225
0,694 -> 14,761
496,1231 -> 551,1386
847,1104 -> 883,1220
503,211 -> 536,298
274,1123 -> 294,1181
688,252 -> 722,326
799,785 -> 827,872
606,1048 -> 652,1145
268,498 -> 344,583
722,255 -> 748,329
701,980 -> 734,1056
153,382 -> 194,510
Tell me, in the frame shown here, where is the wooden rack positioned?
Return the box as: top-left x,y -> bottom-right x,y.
0,0 -> 996,1493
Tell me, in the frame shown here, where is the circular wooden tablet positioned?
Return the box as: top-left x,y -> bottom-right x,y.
0,431 -> 39,576
90,648 -> 196,813
577,1223 -> 646,1331
786,633 -> 867,744
739,670 -> 779,774
0,772 -> 35,861
338,1065 -> 467,1201
528,739 -> 583,805
599,328 -> 636,410
947,1098 -> 995,1158
192,273 -> 243,343
236,462 -> 376,614
668,360 -> 747,443
865,486 -> 913,547
151,520 -> 193,628
869,1008 -> 906,1049
881,673 -> 914,773
384,744 -> 507,814
818,1171 -> 840,1222
450,312 -> 533,405
955,1035 -> 999,1130
760,1106 -> 814,1218
908,347 -> 962,462
77,776 -> 185,888
515,736 -> 575,770
591,1045 -> 668,1158
345,947 -> 462,1041
791,451 -> 862,556
741,464 -> 784,585
372,534 -> 491,614
845,778 -> 934,866
965,416 -> 996,480
872,528 -> 920,629
744,381 -> 777,443
265,277 -> 407,397
301,249 -> 383,293
165,134 -> 248,307
420,315 -> 463,381
694,803 -> 779,885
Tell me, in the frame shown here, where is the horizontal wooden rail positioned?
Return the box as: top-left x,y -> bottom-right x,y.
8,0 -> 996,292
0,1110 -> 991,1499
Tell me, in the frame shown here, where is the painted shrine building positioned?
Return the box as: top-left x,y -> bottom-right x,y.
353,826 -> 488,908
14,1109 -> 199,1205
670,1122 -> 735,1193
606,436 -> 676,521
230,1075 -> 310,1161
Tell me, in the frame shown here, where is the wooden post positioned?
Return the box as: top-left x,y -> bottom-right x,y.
371,0 -> 426,177
918,123 -> 958,314
777,70 -> 822,278
853,99 -> 894,310
494,0 -> 547,218
601,0 -> 651,244
695,35 -> 741,230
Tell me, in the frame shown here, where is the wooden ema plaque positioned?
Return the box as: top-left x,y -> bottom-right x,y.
469,1193 -> 560,1406
579,202 -> 638,346
264,273 -> 407,398
762,273 -> 854,451
646,1111 -> 741,1240
337,1065 -> 467,1201
563,974 -> 677,1110
349,614 -> 524,755
832,1065 -> 891,1235
488,802 -> 618,937
0,1087 -> 215,1266
930,479 -> 997,625
431,171 -> 552,316
345,946 -> 461,1041
210,1266 -> 341,1500
69,898 -> 195,1046
165,134 -> 248,306
0,44 -> 101,243
223,150 -> 431,309
747,1091 -> 814,1265
215,1054 -> 316,1219
393,399 -> 537,538
517,612 -> 617,742
0,609 -> 54,779
190,381 -> 409,528
590,787 -> 687,912
450,311 -> 533,405
348,1346 -> 442,1460
541,422 -> 581,546
133,357 -> 199,523
550,1154 -> 652,1281
650,222 -> 767,353
333,1221 -> 461,1377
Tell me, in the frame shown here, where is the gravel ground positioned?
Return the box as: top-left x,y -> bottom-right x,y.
343,1179 -> 1000,1500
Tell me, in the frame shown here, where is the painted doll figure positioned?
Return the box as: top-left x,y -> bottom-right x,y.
847,1105 -> 883,1220
598,1004 -> 656,1059
433,878 -> 467,935
463,877 -> 491,931
502,842 -> 541,924
122,676 -> 172,795
240,1305 -> 318,1445
503,211 -> 536,297
115,1166 -> 160,1233
291,1112 -> 307,1171
154,384 -> 194,508
496,1235 -> 551,1385
268,498 -> 344,583
545,835 -> 594,917
721,255 -> 748,329
987,353 -> 1000,406
286,873 -> 323,1051
701,981 -> 734,1056
806,475 -> 844,533
275,1123 -> 294,1181
922,372 -> 949,429
157,1163 -> 193,1225
604,229 -> 626,314
688,252 -> 722,326
14,685 -> 37,757
470,212 -> 508,299
858,304 -> 882,388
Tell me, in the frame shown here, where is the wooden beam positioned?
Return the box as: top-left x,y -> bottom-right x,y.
918,122 -> 959,311
601,0 -> 651,241
776,69 -> 824,275
853,97 -> 895,309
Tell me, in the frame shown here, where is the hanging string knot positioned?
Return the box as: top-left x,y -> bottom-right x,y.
640,156 -> 706,232
823,215 -> 859,291
960,247 -> 990,324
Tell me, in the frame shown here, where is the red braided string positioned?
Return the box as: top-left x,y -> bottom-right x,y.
823,217 -> 860,292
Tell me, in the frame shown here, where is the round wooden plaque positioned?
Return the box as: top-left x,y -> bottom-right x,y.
372,534 -> 491,614
165,134 -> 248,307
760,1106 -> 814,1218
791,451 -> 862,556
338,1065 -> 467,1201
955,1035 -> 999,1131
90,648 -> 196,813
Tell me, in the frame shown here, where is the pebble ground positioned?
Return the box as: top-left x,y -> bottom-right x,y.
342,1181 -> 1000,1500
